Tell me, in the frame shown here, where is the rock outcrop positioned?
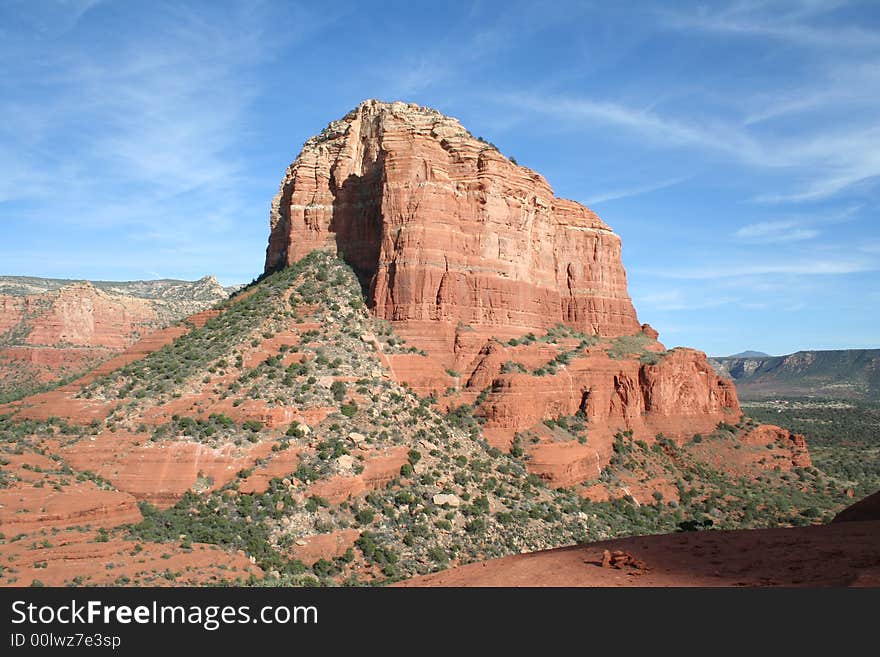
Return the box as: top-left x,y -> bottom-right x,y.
266,99 -> 743,469
832,489 -> 880,524
266,99 -> 640,337
741,424 -> 812,469
481,346 -> 739,447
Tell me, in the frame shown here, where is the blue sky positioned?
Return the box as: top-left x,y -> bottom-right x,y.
1,0 -> 878,356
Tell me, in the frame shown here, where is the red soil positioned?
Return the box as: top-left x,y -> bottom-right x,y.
290,529 -> 361,566
398,520 -> 880,587
1,529 -> 261,587
305,446 -> 409,504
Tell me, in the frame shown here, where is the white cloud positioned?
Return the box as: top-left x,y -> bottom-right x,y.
742,62 -> 880,125
660,1 -> 880,50
583,176 -> 688,205
735,220 -> 819,242
496,88 -> 880,203
0,6 -> 261,209
647,258 -> 879,280
0,1 -> 341,284
0,2 -> 338,240
635,288 -> 737,311
486,2 -> 880,205
2,0 -> 106,38
503,92 -> 767,164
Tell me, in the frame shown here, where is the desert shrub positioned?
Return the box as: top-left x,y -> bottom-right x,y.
330,381 -> 347,401
355,508 -> 375,525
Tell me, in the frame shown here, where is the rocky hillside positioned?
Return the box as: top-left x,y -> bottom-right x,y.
0,275 -> 230,402
0,252 -> 844,587
711,349 -> 880,400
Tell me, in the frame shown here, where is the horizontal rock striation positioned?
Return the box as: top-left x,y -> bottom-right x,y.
266,99 -> 640,337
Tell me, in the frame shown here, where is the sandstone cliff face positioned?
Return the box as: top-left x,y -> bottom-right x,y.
20,282 -> 157,349
266,100 -> 640,337
482,347 -> 738,440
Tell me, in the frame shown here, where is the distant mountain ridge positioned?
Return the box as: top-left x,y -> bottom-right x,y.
711,349 -> 880,400
0,274 -> 232,401
0,275 -> 240,299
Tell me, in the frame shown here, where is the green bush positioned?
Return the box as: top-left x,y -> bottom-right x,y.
330,381 -> 347,401
340,403 -> 358,418
355,508 -> 375,525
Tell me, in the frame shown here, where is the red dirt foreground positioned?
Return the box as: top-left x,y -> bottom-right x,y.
398,520 -> 880,587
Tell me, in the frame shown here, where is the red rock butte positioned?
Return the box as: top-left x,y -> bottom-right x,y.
263,100 -> 742,456
266,99 -> 640,338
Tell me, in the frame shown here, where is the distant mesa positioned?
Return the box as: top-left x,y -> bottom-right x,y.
710,348 -> 880,401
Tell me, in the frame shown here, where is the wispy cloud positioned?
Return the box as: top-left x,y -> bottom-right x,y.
495,89 -> 880,203
635,288 -> 737,311
1,0 -> 106,39
0,1 -> 339,283
646,258 -> 879,280
375,1 -> 579,99
660,0 -> 880,50
583,176 -> 687,205
1,4 -> 266,212
481,1 -> 880,205
502,92 -> 766,163
734,205 -> 861,243
742,62 -> 880,125
753,136 -> 880,202
735,220 -> 819,242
